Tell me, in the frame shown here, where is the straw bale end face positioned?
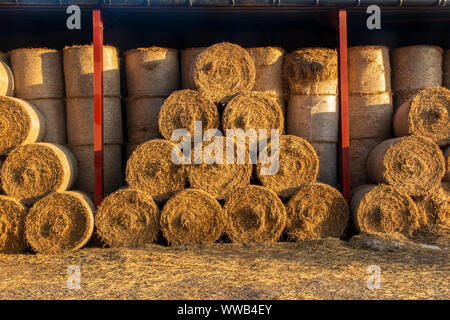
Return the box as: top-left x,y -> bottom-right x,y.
0,62 -> 14,97
0,196 -> 27,254
413,182 -> 450,227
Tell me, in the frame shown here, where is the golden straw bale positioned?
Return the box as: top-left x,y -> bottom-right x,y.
285,183 -> 349,241
95,188 -> 160,248
25,191 -> 95,254
413,182 -> 449,227
0,195 -> 27,253
126,96 -> 164,143
310,142 -> 337,187
393,89 -> 422,111
0,61 -> 14,96
0,96 -> 46,155
367,136 -> 445,196
193,42 -> 256,103
393,87 -> 450,146
125,47 -> 179,97
349,138 -> 384,189
181,47 -> 206,90
444,147 -> 449,182
0,52 -> 8,65
223,185 -> 287,244
27,98 -> 66,144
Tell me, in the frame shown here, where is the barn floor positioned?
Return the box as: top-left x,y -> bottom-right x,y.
0,239 -> 448,300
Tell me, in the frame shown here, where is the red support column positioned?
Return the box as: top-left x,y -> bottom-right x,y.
338,9 -> 351,203
93,9 -> 104,206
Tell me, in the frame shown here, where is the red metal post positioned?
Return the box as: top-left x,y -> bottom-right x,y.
93,9 -> 104,206
338,9 -> 351,203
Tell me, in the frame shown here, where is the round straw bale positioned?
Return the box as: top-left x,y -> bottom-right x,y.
392,45 -> 443,91
444,147 -> 449,181
283,48 -> 338,95
310,142 -> 337,187
393,89 -> 422,111
445,50 -> 450,90
348,46 -> 391,94
66,97 -> 123,145
193,42 -> 256,103
1,143 -> 77,205
158,90 -> 219,140
27,98 -> 66,144
161,188 -> 225,245
349,92 -> 393,139
414,182 -> 449,227
63,45 -> 120,97
95,188 -> 160,248
351,184 -> 422,236
181,47 -> 206,90
224,185 -> 287,244
126,96 -> 164,143
246,47 -> 285,98
285,183 -> 349,241
222,91 -> 284,138
9,48 -> 64,99
0,96 -> 46,155
0,61 -> 14,96
393,87 -> 450,146
126,139 -> 186,202
286,95 -> 338,142
0,195 -> 27,253
125,47 -> 179,97
187,137 -> 252,199
69,144 -> 123,195
25,191 -> 95,254
367,136 -> 445,196
349,138 -> 384,189
0,52 -> 8,65
257,135 -> 319,198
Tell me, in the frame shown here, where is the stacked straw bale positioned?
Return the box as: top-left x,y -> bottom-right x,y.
0,52 -> 8,65
0,62 -> 14,96
284,48 -> 339,186
348,46 -> 394,189
445,147 -> 449,182
63,45 -> 123,194
445,50 -> 450,90
0,195 -> 27,253
392,45 -> 443,110
181,47 -> 206,90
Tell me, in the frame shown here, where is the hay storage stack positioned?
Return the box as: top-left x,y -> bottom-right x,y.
393,87 -> 450,146
413,182 -> 449,227
392,45 -> 443,110
348,46 -> 393,189
285,183 -> 349,241
445,50 -> 450,90
95,188 -> 160,248
125,97 -> 164,144
445,147 -> 450,182
63,45 -> 123,194
0,62 -> 14,96
284,48 -> 338,186
160,188 -> 225,245
0,195 -> 27,253
181,47 -> 206,90
25,191 -> 95,254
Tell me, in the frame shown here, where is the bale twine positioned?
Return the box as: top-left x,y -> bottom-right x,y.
158,90 -> 219,140
351,184 -> 422,236
69,144 -> 123,195
246,47 -> 285,98
414,182 -> 449,227
0,195 -> 27,253
393,89 -> 423,111
445,147 -> 450,182
125,47 -> 179,97
95,188 -> 160,248
187,137 -> 252,199
393,87 -> 450,146
1,143 -> 77,205
349,92 -> 393,139
66,97 -> 123,145
222,91 -> 284,138
126,96 -> 164,144
285,183 -> 349,241
310,142 -> 337,187
25,191 -> 95,254
0,52 -> 8,65
181,47 -> 206,90
193,42 -> 256,103
445,50 -> 450,90
286,95 -> 338,142
348,46 -> 391,94
9,48 -> 64,99
257,135 -> 319,198
161,188 -> 225,245
126,139 -> 186,202
392,45 -> 443,91
367,136 -> 445,196
0,96 -> 46,155
223,185 -> 287,244
283,48 -> 338,95
63,45 -> 120,97
27,98 -> 66,144
349,138 -> 384,189
0,62 -> 14,96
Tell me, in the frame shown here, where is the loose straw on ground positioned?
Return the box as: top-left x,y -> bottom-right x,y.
25,191 -> 94,254
0,62 -> 14,96
0,196 -> 27,253
95,188 -> 160,248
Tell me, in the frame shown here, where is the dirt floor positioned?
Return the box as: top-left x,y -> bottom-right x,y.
0,238 -> 448,300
